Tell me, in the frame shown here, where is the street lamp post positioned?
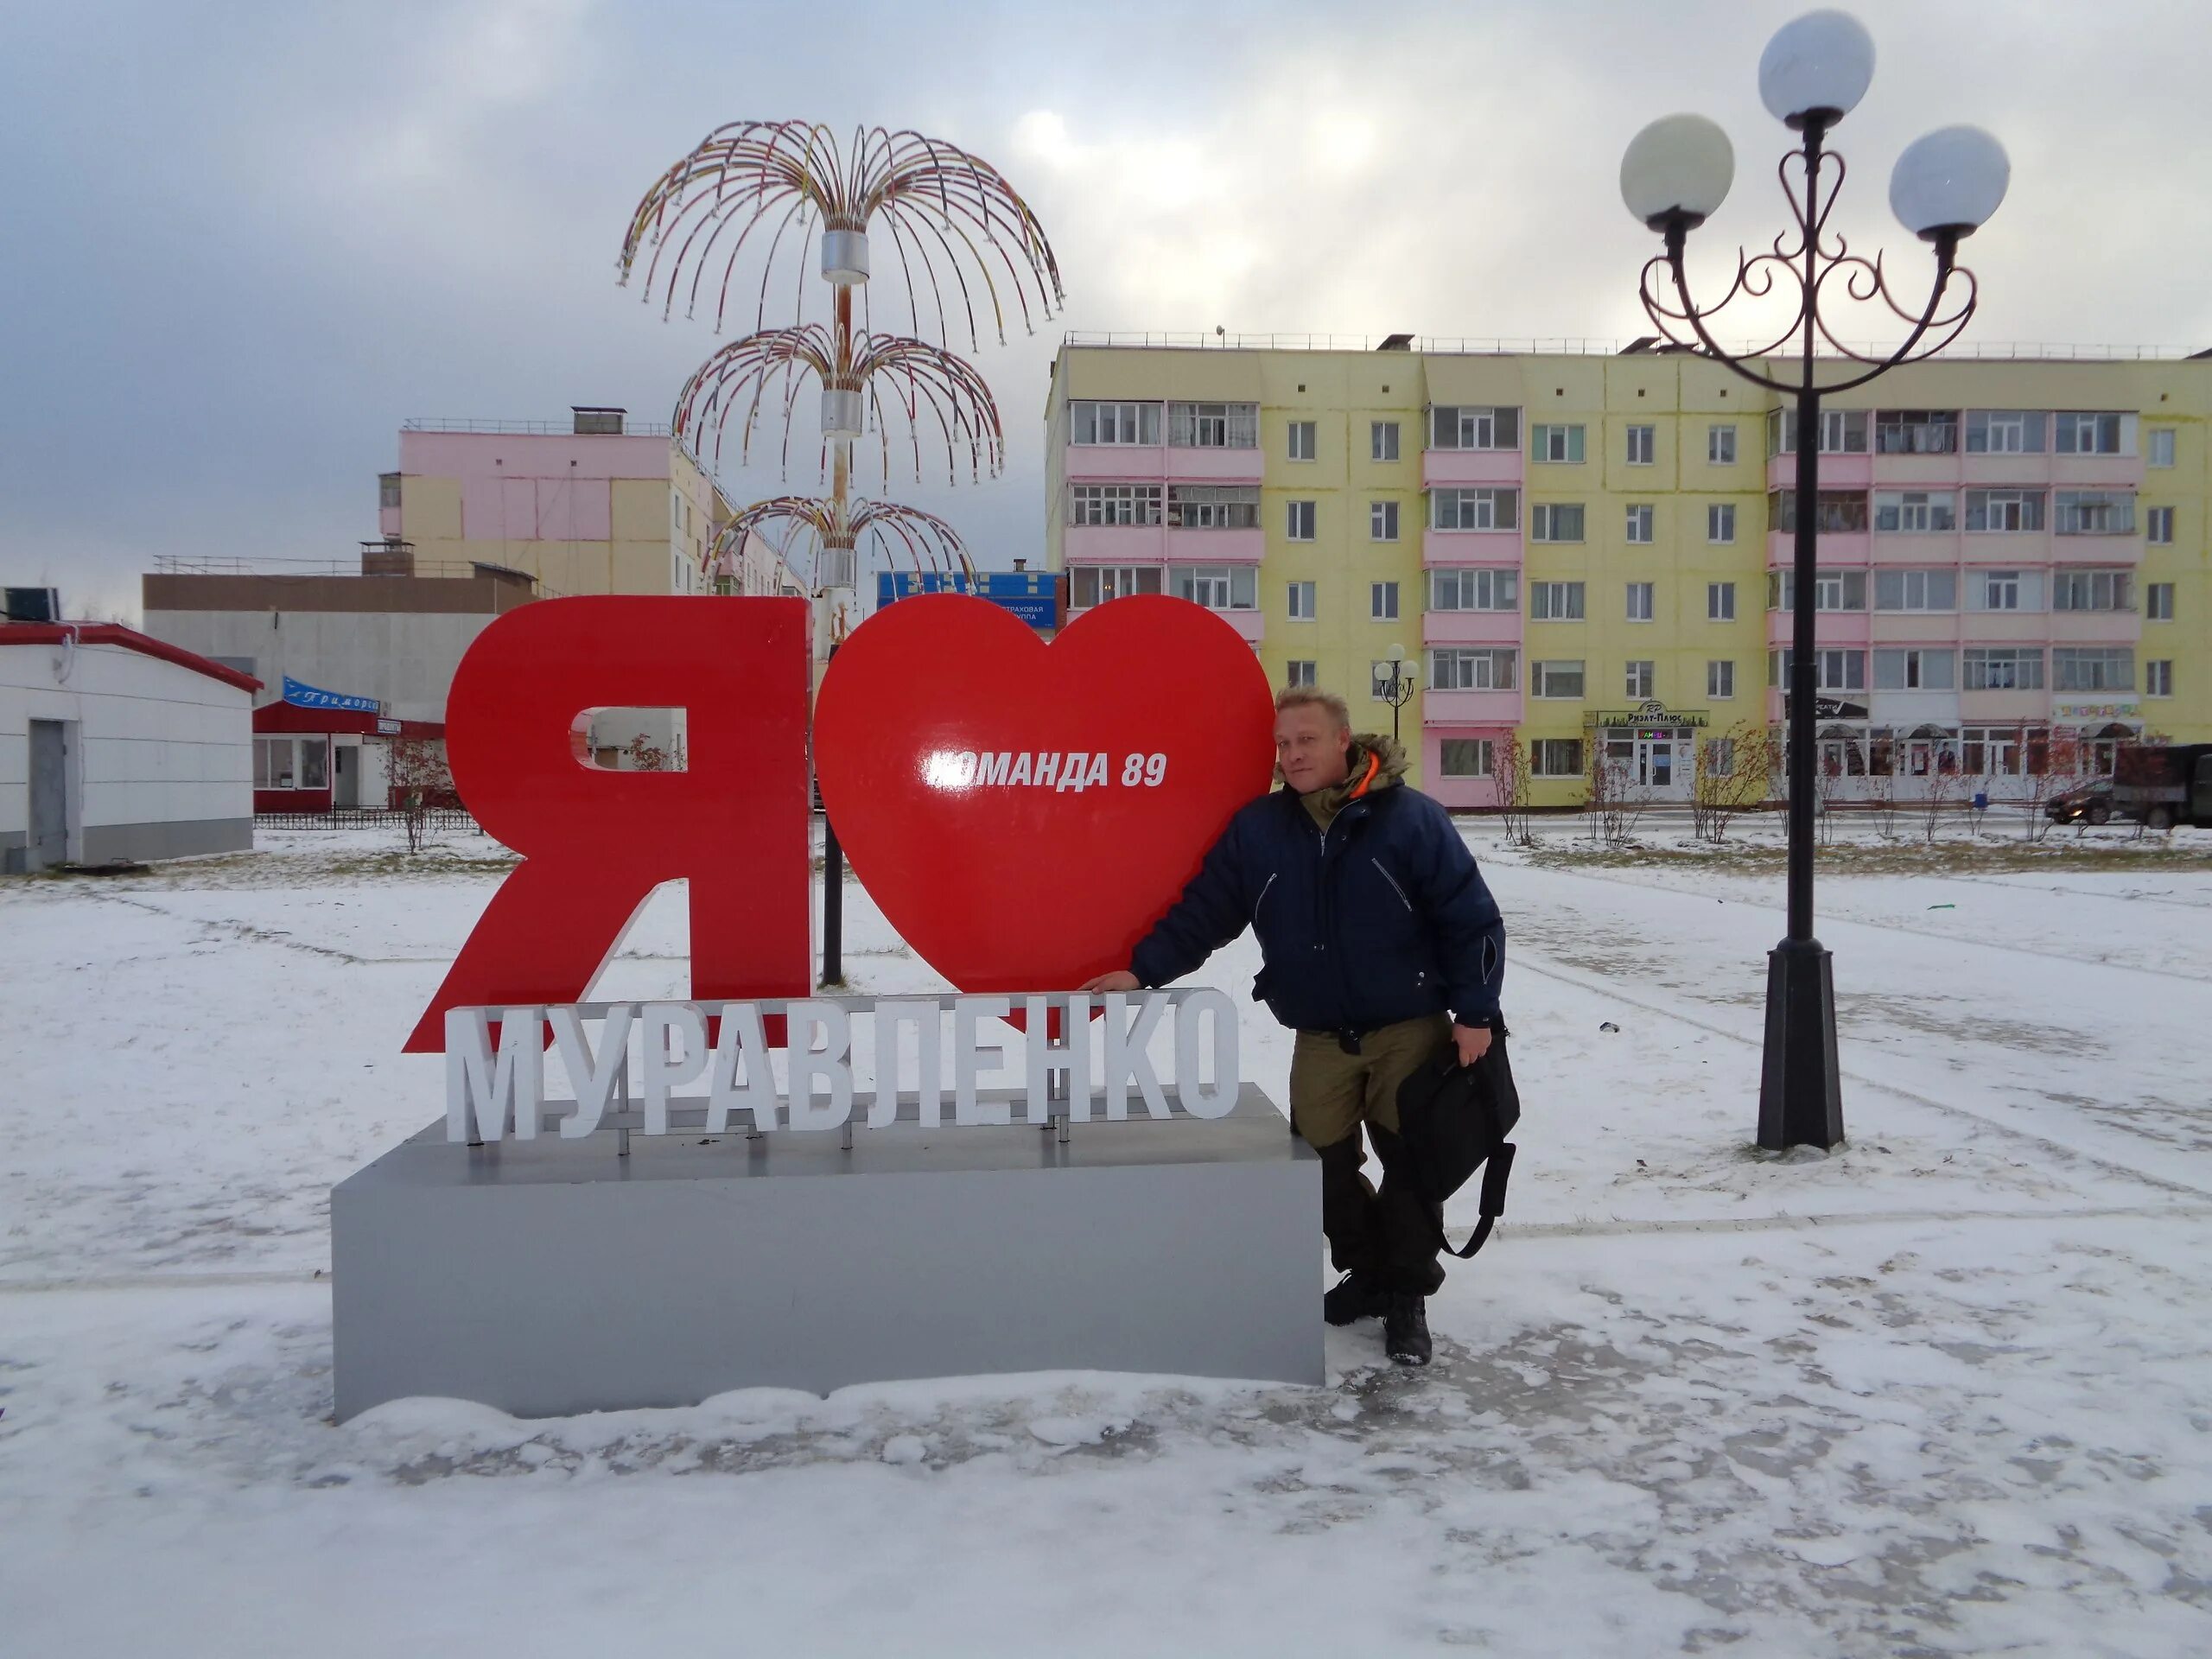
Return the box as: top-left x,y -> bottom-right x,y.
1381,642 -> 1419,746
1618,10 -> 2008,1151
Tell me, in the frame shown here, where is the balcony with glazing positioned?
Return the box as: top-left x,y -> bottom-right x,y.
1062,399 -> 1264,486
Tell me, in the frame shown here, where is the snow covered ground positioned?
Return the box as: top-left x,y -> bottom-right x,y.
4,821 -> 2211,1656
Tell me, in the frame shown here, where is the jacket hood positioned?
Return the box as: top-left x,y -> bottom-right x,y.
1295,733 -> 1409,823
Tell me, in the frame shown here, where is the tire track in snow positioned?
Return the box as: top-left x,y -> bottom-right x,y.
1504,941 -> 2212,1202
1503,858 -> 2212,985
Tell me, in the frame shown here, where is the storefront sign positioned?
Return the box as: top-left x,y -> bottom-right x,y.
2051,699 -> 2141,723
1588,698 -> 1707,728
404,594 -> 1274,1051
283,676 -> 380,714
444,990 -> 1239,1141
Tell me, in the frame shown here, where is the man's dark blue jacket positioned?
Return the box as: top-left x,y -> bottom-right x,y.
1130,754 -> 1506,1034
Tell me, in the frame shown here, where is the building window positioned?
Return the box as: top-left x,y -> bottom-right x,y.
1974,569 -> 2023,612
1707,581 -> 1736,621
1288,420 -> 1317,461
2146,659 -> 2173,697
1070,565 -> 1164,607
1168,402 -> 1258,448
1769,408 -> 1870,454
1624,660 -> 1656,698
1429,648 -> 1517,690
1625,504 -> 1655,543
1770,649 -> 1866,692
1530,503 -> 1586,543
1873,569 -> 1958,612
1173,564 -> 1258,610
1529,582 -> 1585,621
1707,659 -> 1735,698
1371,421 -> 1400,462
1873,490 -> 1957,532
1532,423 -> 1586,464
1070,483 -> 1164,526
1769,569 -> 1868,612
1371,582 -> 1400,621
1439,738 -> 1494,778
1431,487 -> 1519,531
1963,647 -> 2045,691
2054,491 -> 2136,536
2147,582 -> 2175,621
2054,569 -> 2133,613
1428,568 -> 1518,612
1626,424 -> 1655,465
1964,489 -> 2045,533
253,735 -> 329,791
2054,647 -> 2133,693
2146,506 -> 2175,544
1625,582 -> 1655,621
1532,660 -> 1586,699
1071,401 -> 1162,445
1966,410 -> 2047,454
2147,429 -> 2177,468
1430,406 -> 1521,451
1770,491 -> 1871,535
1287,499 -> 1317,541
2054,411 -> 2127,454
1707,503 -> 1736,543
378,473 -> 401,511
1531,738 -> 1585,777
1872,648 -> 1957,690
1876,410 -> 1959,454
1166,486 -> 1260,529
1287,581 -> 1317,620
1286,659 -> 1319,688
1707,424 -> 1737,464
1370,500 -> 1400,541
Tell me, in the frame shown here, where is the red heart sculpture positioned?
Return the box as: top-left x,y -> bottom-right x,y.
814,594 -> 1277,993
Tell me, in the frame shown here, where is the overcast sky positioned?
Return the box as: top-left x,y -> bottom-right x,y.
4,0 -> 2208,620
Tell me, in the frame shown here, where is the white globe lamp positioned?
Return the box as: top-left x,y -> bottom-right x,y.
1620,113 -> 1735,231
1890,125 -> 2010,240
1758,10 -> 1876,128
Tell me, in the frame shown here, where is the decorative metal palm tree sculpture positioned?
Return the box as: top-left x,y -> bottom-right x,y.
1619,10 -> 2009,1150
621,121 -> 1062,987
621,120 -> 1060,638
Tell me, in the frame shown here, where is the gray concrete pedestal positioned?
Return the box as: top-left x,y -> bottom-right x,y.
331,1084 -> 1319,1421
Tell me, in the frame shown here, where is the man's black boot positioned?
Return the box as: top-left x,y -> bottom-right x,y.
1384,1294 -> 1433,1366
1324,1269 -> 1390,1327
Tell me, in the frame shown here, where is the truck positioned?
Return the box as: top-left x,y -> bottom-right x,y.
2110,742 -> 2212,830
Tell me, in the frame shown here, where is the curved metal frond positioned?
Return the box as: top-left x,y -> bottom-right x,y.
673,327 -> 1005,483
620,120 -> 1063,348
707,495 -> 975,590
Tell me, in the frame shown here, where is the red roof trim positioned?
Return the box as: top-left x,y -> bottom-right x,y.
0,623 -> 262,693
251,702 -> 444,739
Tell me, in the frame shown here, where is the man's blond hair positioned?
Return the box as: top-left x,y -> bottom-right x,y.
1274,684 -> 1351,732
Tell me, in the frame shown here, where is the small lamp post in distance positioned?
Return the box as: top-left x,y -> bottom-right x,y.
1380,641 -> 1419,746
1617,8 -> 2009,1152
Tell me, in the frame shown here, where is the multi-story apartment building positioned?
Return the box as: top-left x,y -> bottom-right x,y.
1045,340 -> 2210,809
378,407 -> 729,598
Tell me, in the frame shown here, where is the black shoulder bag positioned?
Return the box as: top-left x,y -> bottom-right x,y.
1394,1019 -> 1521,1259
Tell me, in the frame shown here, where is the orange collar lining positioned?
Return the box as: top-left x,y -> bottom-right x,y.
1347,751 -> 1381,800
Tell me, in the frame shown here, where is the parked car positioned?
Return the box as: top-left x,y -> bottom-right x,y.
2045,779 -> 2114,825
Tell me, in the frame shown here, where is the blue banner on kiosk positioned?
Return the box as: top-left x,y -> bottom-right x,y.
283,676 -> 380,714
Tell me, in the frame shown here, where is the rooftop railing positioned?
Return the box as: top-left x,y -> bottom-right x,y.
401,416 -> 677,436
1062,332 -> 2205,362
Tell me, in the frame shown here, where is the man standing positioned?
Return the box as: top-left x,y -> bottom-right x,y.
1084,685 -> 1505,1365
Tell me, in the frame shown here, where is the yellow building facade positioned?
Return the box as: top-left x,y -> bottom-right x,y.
1046,343 -> 2209,809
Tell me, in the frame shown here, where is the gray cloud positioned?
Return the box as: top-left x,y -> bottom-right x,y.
3,0 -> 2204,620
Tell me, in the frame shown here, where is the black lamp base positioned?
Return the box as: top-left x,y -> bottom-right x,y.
1758,938 -> 1845,1151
